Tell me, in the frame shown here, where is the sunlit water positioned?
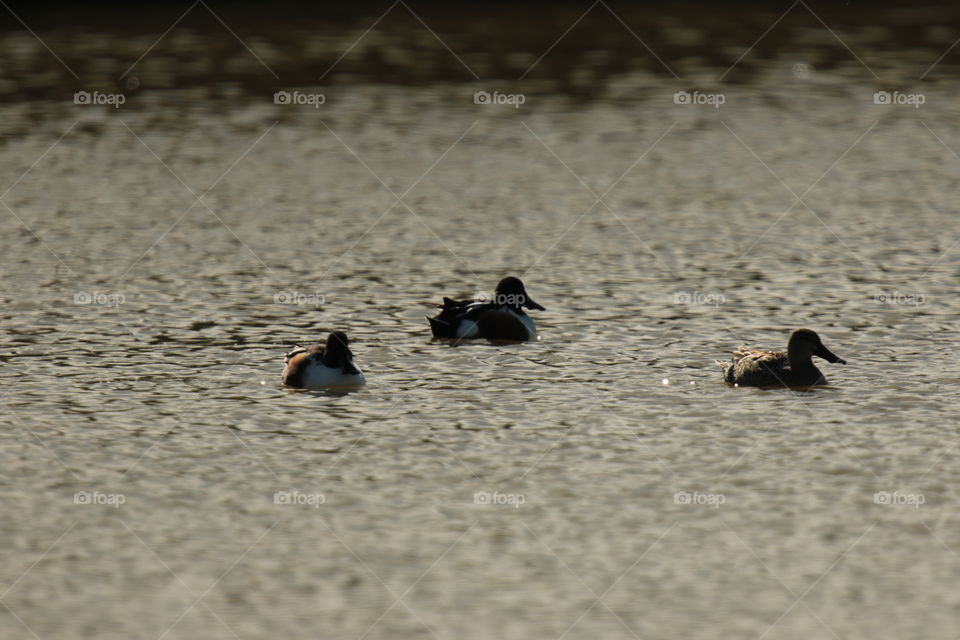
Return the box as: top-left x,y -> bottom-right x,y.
2,5 -> 960,639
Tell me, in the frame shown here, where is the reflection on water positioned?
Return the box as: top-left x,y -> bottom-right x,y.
2,3 -> 960,639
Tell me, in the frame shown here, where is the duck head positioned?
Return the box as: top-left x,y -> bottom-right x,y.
787,328 -> 846,365
323,331 -> 359,374
494,277 -> 545,311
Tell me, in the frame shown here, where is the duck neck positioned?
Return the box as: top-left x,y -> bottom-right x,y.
786,344 -> 815,369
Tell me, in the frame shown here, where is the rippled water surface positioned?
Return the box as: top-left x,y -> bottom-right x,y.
3,3 -> 960,638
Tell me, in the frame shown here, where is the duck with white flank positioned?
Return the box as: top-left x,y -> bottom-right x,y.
719,328 -> 846,388
427,276 -> 545,341
282,331 -> 366,388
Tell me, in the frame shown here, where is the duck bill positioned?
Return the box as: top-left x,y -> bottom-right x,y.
816,346 -> 846,365
523,297 -> 545,311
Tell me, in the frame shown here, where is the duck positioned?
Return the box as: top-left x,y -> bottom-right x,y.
427,276 -> 545,341
282,331 -> 366,388
719,328 -> 846,388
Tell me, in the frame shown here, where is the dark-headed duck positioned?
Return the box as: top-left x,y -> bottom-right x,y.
427,276 -> 545,341
282,331 -> 366,388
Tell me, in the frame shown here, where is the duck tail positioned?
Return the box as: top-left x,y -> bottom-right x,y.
716,359 -> 735,383
427,315 -> 454,339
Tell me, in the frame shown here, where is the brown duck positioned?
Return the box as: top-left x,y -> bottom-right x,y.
719,328 -> 846,388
